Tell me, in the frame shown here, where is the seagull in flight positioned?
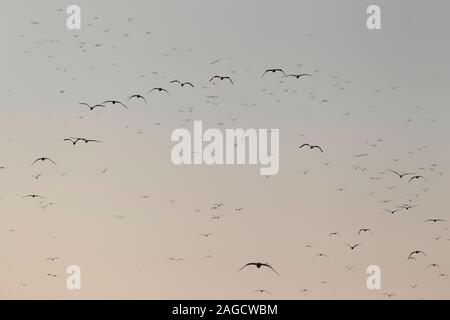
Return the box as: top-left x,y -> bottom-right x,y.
345,243 -> 360,250
398,204 -> 418,211
103,100 -> 128,109
408,250 -> 426,260
423,218 -> 447,223
409,175 -> 426,183
299,143 -> 324,153
66,138 -> 101,145
79,138 -> 101,144
79,102 -> 107,110
64,137 -> 82,145
32,158 -> 56,166
283,73 -> 312,79
46,257 -> 59,262
209,75 -> 234,84
200,233 -> 213,238
238,262 -> 280,276
252,289 -> 271,295
261,69 -> 286,78
387,169 -> 415,179
169,257 -> 184,262
23,194 -> 45,199
384,208 -> 402,215
170,80 -> 194,88
147,87 -> 171,96
128,94 -> 147,105
358,228 -> 372,235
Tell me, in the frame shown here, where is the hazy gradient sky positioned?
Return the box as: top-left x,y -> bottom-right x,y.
1,0 -> 450,299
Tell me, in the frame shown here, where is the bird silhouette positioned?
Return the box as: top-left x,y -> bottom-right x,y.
299,143 -> 324,153
409,175 -> 426,183
128,94 -> 147,105
147,88 -> 171,96
408,250 -> 426,259
387,169 -> 415,179
79,102 -> 106,110
170,80 -> 194,88
261,69 -> 286,78
32,157 -> 56,166
209,75 -> 234,84
345,243 -> 360,250
103,100 -> 128,109
283,73 -> 312,79
238,262 -> 280,276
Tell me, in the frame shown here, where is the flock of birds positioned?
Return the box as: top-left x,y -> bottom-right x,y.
1,7 -> 448,299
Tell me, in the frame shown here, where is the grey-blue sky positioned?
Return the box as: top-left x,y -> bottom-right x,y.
0,0 -> 449,299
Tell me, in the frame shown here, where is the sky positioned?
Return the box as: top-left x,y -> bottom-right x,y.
1,0 -> 450,299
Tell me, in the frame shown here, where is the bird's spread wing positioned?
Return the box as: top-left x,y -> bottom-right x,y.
263,264 -> 280,276
238,263 -> 255,272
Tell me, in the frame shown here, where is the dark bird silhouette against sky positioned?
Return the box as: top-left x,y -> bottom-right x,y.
238,262 -> 280,276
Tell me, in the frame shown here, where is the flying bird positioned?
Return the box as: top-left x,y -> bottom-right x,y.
358,228 -> 372,235
103,100 -> 128,109
80,138 -> 101,144
423,219 -> 447,223
387,170 -> 415,179
22,194 -> 45,199
128,94 -> 147,105
398,204 -> 418,210
32,158 -> 56,166
147,87 -> 171,96
283,73 -> 312,79
64,137 -> 82,145
170,80 -> 194,88
261,69 -> 286,78
79,102 -> 106,110
384,208 -> 402,215
252,289 -> 271,295
408,250 -> 426,260
299,144 -> 324,153
409,175 -> 426,183
209,75 -> 234,84
200,233 -> 213,238
345,243 -> 360,250
238,262 -> 280,276
46,257 -> 59,262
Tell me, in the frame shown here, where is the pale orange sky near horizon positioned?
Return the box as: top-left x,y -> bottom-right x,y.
1,0 -> 450,299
